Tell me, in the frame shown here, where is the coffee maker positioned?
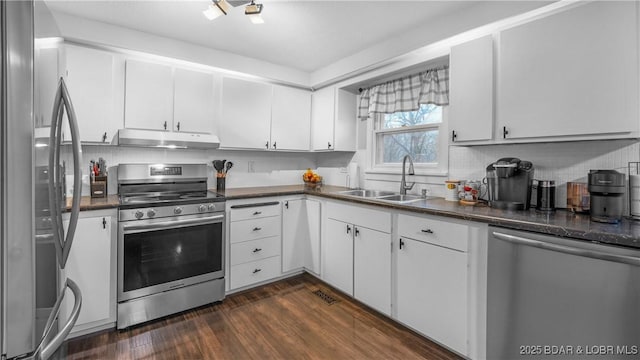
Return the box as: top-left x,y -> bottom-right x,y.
588,169 -> 625,223
486,157 -> 534,210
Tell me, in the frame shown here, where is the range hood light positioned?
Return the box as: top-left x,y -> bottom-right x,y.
245,1 -> 264,24
203,0 -> 231,20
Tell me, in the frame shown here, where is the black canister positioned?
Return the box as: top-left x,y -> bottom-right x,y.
535,180 -> 556,211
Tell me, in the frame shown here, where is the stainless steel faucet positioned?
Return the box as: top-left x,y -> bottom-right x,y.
400,154 -> 415,195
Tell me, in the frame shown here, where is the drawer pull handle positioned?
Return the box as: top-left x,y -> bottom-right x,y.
253,211 -> 262,215
253,268 -> 262,274
421,229 -> 434,234
253,248 -> 262,253
253,227 -> 262,231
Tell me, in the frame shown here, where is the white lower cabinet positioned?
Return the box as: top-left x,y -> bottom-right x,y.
396,213 -> 469,356
282,198 -> 321,275
354,226 -> 391,315
323,201 -> 392,314
322,218 -> 354,295
61,209 -> 116,337
228,201 -> 282,291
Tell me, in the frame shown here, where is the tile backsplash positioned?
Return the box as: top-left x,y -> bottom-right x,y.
62,145 -> 332,196
62,139 -> 640,212
448,139 -> 640,209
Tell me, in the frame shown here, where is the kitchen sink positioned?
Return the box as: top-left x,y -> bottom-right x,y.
337,189 -> 397,198
375,194 -> 426,203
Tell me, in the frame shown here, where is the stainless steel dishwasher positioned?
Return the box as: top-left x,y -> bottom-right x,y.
487,227 -> 640,360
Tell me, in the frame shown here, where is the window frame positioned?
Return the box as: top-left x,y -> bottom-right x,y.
368,106 -> 449,176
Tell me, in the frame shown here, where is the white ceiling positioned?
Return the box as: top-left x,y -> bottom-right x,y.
44,0 -> 481,72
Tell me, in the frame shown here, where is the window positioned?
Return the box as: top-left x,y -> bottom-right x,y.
372,104 -> 446,173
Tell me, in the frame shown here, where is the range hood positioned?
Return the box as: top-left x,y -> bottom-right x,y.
114,129 -> 220,149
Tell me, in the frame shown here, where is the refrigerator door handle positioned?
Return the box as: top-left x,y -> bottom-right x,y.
48,78 -> 82,269
30,278 -> 82,360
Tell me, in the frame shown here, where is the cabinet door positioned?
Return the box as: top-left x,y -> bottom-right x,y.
220,77 -> 272,149
397,237 -> 468,355
305,199 -> 321,275
174,68 -> 215,134
333,89 -> 357,151
65,45 -> 117,143
498,1 -> 638,140
449,35 -> 493,142
282,199 -> 306,272
311,87 -> 335,150
62,216 -> 113,330
354,226 -> 391,315
271,86 -> 311,151
35,47 -> 60,128
124,60 -> 173,131
322,218 -> 353,295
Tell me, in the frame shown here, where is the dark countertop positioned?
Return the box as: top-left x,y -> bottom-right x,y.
65,194 -> 120,211
213,185 -> 640,250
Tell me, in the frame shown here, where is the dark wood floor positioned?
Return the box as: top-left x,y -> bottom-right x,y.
64,274 -> 461,359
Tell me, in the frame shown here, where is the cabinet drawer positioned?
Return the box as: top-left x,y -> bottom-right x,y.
326,201 -> 391,233
230,236 -> 280,266
230,216 -> 280,243
230,202 -> 280,221
230,256 -> 281,289
231,216 -> 280,244
398,214 -> 468,252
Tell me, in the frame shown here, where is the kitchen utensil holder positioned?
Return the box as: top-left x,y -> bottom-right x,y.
90,175 -> 107,198
216,177 -> 225,191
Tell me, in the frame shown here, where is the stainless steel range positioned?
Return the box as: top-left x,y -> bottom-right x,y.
117,163 -> 225,329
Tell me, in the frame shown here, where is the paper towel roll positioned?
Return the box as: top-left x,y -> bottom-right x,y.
630,174 -> 640,218
348,162 -> 359,189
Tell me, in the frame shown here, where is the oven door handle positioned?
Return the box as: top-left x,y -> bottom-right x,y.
123,214 -> 224,233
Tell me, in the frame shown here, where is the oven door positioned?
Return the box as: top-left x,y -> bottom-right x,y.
118,212 -> 225,302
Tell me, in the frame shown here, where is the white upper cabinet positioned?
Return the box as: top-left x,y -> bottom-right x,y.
173,68 -> 215,134
124,60 -> 174,132
220,77 -> 272,149
271,86 -> 311,151
34,46 -> 60,128
497,1 -> 639,140
449,35 -> 494,143
311,87 -> 357,151
65,45 -> 118,143
311,87 -> 335,151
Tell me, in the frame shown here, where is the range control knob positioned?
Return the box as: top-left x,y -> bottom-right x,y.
147,209 -> 156,218
207,204 -> 216,212
198,204 -> 207,213
174,206 -> 183,215
134,210 -> 144,219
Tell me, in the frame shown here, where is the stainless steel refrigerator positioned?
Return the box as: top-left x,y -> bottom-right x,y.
1,1 -> 82,359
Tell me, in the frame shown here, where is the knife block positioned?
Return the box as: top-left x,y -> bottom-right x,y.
91,175 -> 107,198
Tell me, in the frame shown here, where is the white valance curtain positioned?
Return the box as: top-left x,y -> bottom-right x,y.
357,67 -> 449,119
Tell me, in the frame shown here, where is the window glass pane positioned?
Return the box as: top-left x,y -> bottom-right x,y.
377,129 -> 439,164
382,104 -> 442,129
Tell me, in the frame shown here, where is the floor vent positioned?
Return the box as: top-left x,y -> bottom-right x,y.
313,289 -> 339,305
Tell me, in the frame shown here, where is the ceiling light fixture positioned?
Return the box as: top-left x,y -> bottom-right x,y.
203,0 -> 264,24
245,1 -> 264,24
203,0 -> 231,21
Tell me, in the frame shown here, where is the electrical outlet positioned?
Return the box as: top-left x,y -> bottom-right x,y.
248,161 -> 255,173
